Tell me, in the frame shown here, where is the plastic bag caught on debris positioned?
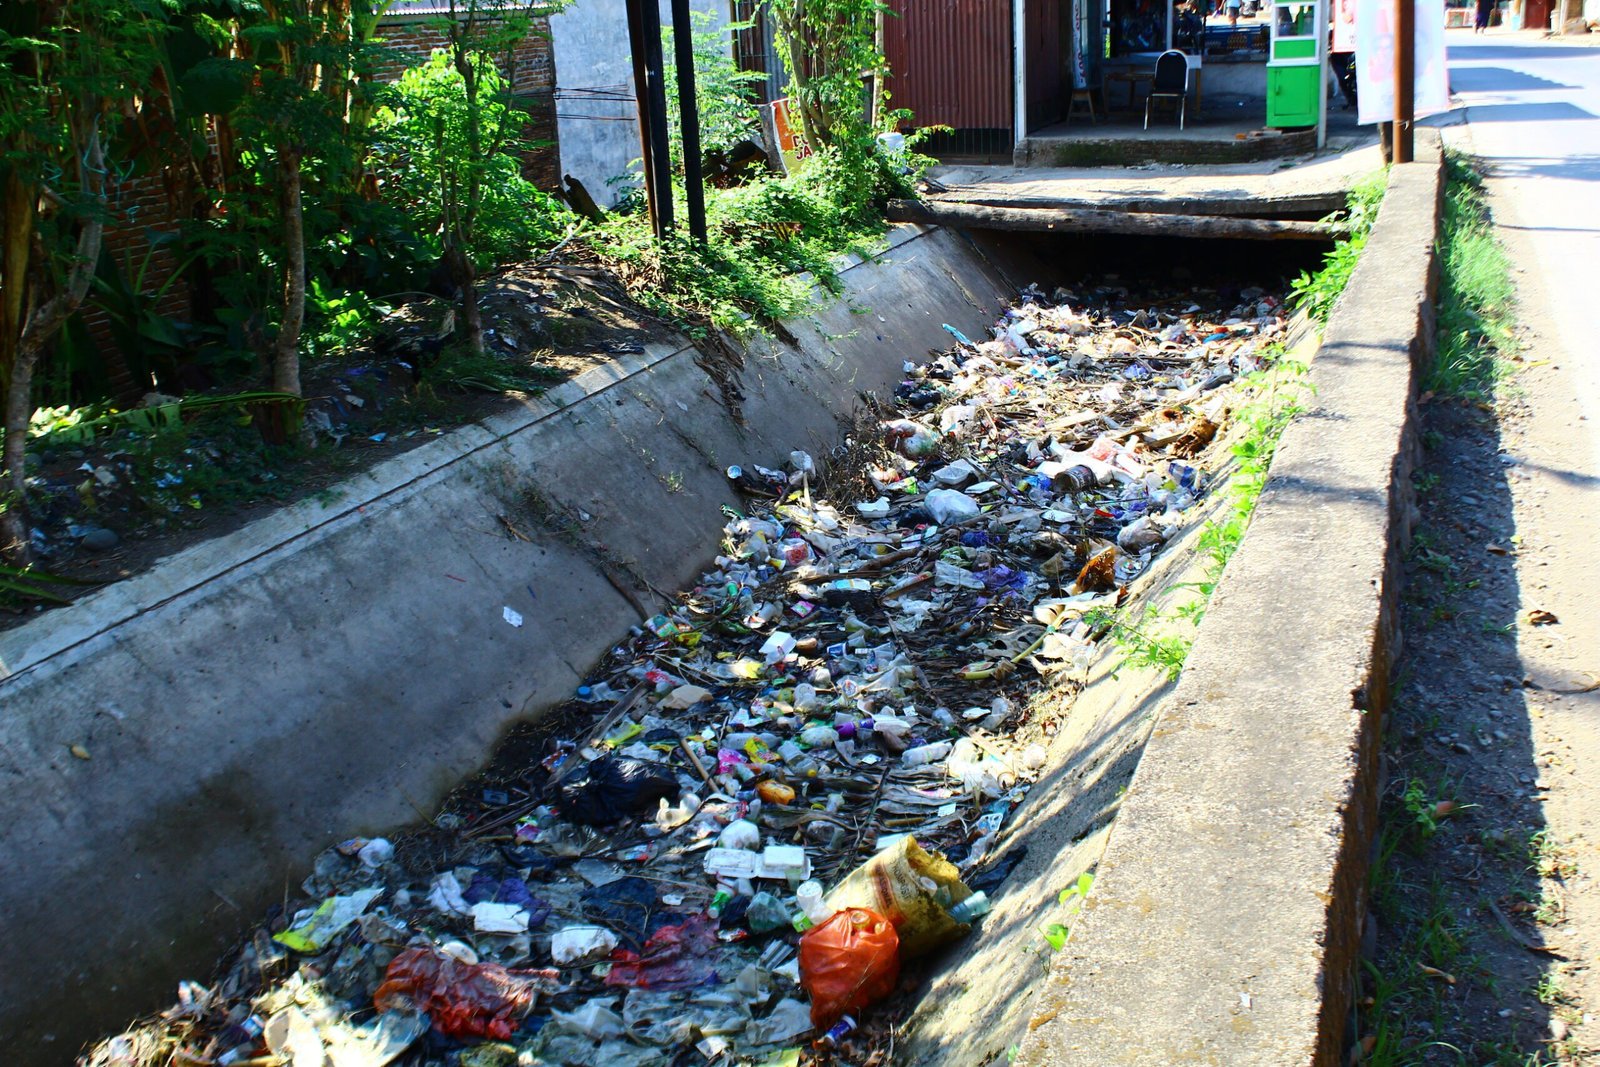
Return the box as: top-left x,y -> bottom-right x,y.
551,925 -> 619,965
924,488 -> 980,524
372,946 -> 558,1040
825,837 -> 974,957
799,908 -> 899,1027
556,756 -> 680,825
581,876 -> 681,952
273,887 -> 382,953
605,914 -> 719,991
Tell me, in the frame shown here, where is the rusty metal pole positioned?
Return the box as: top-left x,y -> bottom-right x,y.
1393,0 -> 1414,163
624,0 -> 663,236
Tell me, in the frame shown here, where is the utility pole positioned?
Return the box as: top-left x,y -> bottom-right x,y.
624,0 -> 675,238
668,0 -> 708,242
1393,0 -> 1414,163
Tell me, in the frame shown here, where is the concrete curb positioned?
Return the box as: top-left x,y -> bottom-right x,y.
0,225 -> 1018,1063
1017,130 -> 1443,1066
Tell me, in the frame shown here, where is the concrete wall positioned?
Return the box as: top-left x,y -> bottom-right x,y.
0,225 -> 1018,1065
549,0 -> 731,206
1017,131 -> 1445,1067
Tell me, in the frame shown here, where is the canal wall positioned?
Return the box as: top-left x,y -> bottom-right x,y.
0,225 -> 1018,1062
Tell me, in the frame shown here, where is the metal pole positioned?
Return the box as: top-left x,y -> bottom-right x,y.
1316,0 -> 1328,149
669,0 -> 707,242
624,0 -> 663,238
1393,0 -> 1414,163
640,0 -> 676,233
1012,0 -> 1027,146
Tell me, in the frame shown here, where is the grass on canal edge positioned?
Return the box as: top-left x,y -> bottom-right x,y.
1093,163 -> 1399,682
1355,156 -> 1555,1067
1427,151 -> 1520,400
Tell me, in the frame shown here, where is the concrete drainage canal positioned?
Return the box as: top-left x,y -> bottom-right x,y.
15,230 -> 1336,1067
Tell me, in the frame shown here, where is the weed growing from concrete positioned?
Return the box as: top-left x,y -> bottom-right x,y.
1290,169 -> 1390,328
1095,353 -> 1310,682
1429,152 -> 1519,400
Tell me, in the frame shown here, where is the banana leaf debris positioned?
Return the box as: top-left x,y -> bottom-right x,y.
84,280 -> 1290,1067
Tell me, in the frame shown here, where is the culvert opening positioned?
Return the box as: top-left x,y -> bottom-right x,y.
80,251 -> 1313,1067
969,229 -> 1336,295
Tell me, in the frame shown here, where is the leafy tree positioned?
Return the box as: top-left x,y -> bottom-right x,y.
0,0 -> 168,563
404,0 -> 549,356
662,12 -> 766,167
768,0 -> 888,153
372,49 -> 565,280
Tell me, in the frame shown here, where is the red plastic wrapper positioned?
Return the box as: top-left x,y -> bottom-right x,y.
799,907 -> 900,1027
373,946 -> 560,1040
604,913 -> 718,991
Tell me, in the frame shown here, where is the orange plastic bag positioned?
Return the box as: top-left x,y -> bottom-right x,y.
799,907 -> 900,1027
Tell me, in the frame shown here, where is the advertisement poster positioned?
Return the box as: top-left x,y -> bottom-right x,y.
1333,0 -> 1358,53
769,98 -> 813,174
1072,0 -> 1088,89
1356,0 -> 1450,125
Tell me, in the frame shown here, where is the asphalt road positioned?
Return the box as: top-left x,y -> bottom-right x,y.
1445,30 -> 1600,460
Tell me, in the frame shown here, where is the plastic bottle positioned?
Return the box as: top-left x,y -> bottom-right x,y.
901,740 -> 954,767
799,725 -> 839,747
746,892 -> 793,934
948,891 -> 991,923
707,887 -> 733,918
795,880 -> 831,925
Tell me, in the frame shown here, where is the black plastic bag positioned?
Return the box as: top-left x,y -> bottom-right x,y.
554,756 -> 680,826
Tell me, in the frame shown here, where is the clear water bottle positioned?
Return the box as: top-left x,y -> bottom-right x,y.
948,891 -> 991,923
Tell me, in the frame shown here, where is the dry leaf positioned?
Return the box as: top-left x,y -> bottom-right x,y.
1418,964 -> 1456,984
69,744 -> 91,761
1073,547 -> 1118,594
1433,800 -> 1459,819
1486,544 -> 1510,556
1528,609 -> 1559,626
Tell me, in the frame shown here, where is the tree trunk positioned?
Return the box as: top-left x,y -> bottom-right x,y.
0,346 -> 40,563
1,127 -> 106,566
274,144 -> 305,396
447,243 -> 483,354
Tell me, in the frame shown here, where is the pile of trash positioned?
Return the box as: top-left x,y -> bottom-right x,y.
85,280 -> 1289,1067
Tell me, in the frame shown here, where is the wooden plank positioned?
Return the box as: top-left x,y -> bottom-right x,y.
886,198 -> 1344,240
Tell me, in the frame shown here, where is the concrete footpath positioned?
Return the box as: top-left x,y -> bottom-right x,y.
930,142 -> 1384,217
1017,131 -> 1444,1066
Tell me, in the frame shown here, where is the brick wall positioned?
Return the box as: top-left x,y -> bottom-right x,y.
87,12 -> 561,388
373,17 -> 561,186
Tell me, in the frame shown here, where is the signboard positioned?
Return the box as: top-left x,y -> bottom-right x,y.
1333,0 -> 1357,53
1356,0 -> 1449,125
768,97 -> 813,175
